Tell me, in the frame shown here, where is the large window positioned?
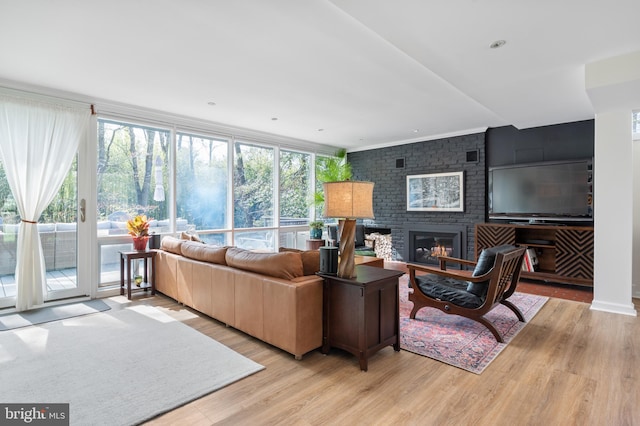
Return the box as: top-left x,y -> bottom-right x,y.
280,150 -> 311,226
97,119 -> 170,285
176,132 -> 229,235
94,118 -> 325,283
233,141 -> 274,228
97,119 -> 169,225
634,111 -> 640,140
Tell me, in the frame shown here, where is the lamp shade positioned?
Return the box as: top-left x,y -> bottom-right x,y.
323,181 -> 374,219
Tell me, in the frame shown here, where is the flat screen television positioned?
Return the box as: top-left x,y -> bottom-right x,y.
488,159 -> 593,222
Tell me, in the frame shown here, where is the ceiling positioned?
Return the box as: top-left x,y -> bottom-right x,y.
1,0 -> 639,151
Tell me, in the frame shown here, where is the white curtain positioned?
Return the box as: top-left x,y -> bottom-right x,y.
0,94 -> 90,311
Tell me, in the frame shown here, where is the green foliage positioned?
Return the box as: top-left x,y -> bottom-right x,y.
233,143 -> 275,228
280,151 -> 310,221
42,159 -> 77,223
313,148 -> 352,217
0,164 -> 16,223
96,121 -> 167,221
316,148 -> 352,183
309,220 -> 324,229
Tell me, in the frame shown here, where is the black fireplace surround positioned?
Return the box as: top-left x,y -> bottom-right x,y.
404,225 -> 466,268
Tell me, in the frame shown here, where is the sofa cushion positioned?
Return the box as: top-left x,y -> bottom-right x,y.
160,236 -> 184,255
226,247 -> 304,280
181,241 -> 228,265
279,247 -> 320,276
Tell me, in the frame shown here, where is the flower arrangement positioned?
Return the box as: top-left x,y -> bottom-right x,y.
126,215 -> 150,237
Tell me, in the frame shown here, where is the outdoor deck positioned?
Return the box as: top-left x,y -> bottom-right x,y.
0,264 -> 121,298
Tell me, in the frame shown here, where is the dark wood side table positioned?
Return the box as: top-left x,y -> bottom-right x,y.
318,265 -> 404,371
119,250 -> 156,300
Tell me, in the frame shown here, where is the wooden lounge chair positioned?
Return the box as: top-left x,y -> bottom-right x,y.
407,245 -> 526,342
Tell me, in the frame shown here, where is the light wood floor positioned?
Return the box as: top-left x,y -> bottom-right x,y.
135,290 -> 640,426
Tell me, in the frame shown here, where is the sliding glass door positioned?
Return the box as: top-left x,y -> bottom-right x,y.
0,148 -> 90,308
42,153 -> 89,302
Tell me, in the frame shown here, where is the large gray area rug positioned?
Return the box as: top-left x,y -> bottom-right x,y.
0,299 -> 111,331
0,305 -> 265,425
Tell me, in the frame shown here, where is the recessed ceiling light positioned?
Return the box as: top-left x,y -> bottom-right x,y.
318,128 -> 324,132
413,129 -> 419,133
207,101 -> 216,106
490,40 -> 506,49
271,117 -> 278,121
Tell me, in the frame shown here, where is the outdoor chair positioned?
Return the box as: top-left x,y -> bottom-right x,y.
407,245 -> 526,342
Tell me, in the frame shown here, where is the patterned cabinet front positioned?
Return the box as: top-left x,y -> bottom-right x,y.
475,224 -> 516,259
555,229 -> 594,281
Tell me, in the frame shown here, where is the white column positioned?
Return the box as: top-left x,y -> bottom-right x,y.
586,51 -> 640,316
633,138 -> 640,299
591,110 -> 636,315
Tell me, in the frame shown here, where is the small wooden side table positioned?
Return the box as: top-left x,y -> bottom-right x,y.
318,265 -> 404,371
119,250 -> 156,300
306,239 -> 325,250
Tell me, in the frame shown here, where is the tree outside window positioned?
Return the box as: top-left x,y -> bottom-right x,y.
96,119 -> 169,225
280,150 -> 311,226
233,142 -> 274,228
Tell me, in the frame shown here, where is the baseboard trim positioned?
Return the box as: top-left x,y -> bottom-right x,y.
590,300 -> 637,316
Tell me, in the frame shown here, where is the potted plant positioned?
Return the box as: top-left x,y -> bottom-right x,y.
126,214 -> 150,250
134,274 -> 143,286
309,220 -> 324,239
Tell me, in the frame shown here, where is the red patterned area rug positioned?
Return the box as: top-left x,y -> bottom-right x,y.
399,276 -> 548,374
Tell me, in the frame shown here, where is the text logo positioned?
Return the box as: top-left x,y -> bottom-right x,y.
0,404 -> 69,425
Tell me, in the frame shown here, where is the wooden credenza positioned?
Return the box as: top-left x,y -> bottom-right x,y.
318,265 -> 404,371
475,223 -> 594,287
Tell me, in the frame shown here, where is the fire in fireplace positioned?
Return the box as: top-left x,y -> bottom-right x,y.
404,225 -> 466,268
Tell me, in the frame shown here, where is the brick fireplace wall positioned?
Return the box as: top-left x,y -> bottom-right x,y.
347,132 -> 486,262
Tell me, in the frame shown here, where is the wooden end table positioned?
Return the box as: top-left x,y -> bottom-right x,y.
306,239 -> 325,250
318,265 -> 404,371
119,250 -> 156,300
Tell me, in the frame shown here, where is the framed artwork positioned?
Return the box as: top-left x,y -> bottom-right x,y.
406,171 -> 464,212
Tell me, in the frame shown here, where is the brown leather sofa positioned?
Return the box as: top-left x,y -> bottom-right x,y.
155,236 -> 323,360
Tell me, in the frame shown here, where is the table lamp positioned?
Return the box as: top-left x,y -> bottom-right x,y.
323,180 -> 375,278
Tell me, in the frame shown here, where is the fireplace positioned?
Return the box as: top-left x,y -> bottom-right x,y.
404,225 -> 466,268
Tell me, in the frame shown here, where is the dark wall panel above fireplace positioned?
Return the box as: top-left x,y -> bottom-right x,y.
347,132 -> 486,262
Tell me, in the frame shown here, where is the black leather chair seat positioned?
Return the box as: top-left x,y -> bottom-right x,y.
414,274 -> 484,309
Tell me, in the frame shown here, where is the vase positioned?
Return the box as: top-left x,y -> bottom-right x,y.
132,236 -> 149,251
310,228 -> 322,239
